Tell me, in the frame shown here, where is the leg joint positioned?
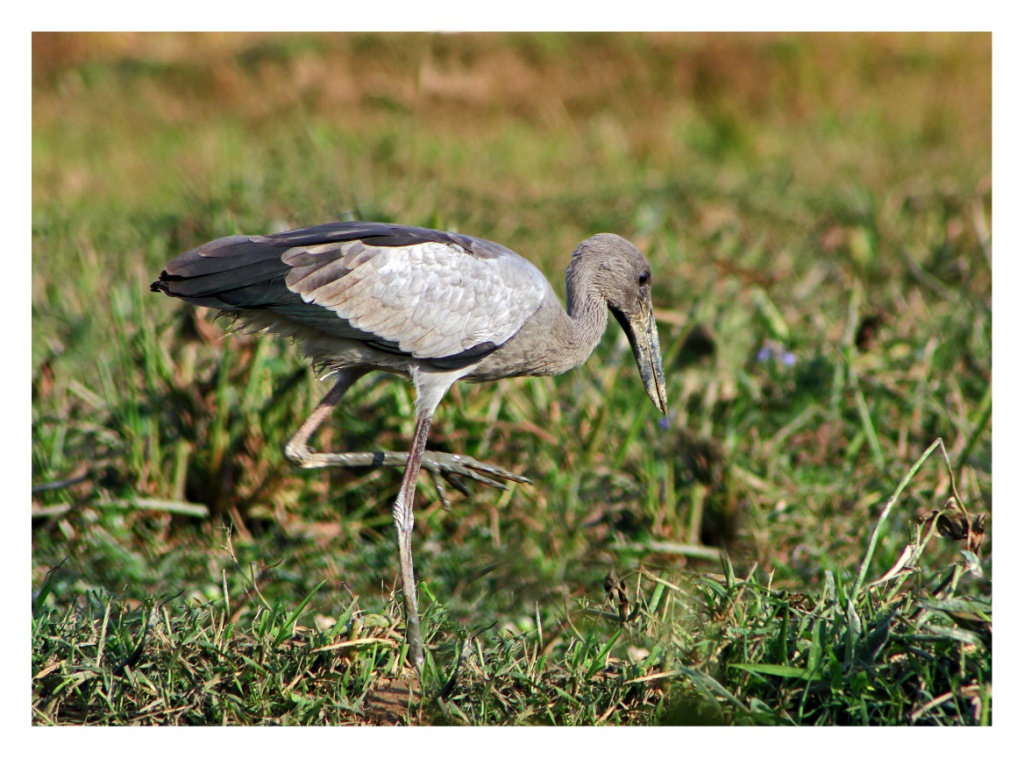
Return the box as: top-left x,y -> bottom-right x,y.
284,439 -> 311,467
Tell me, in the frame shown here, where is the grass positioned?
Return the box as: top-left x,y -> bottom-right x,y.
32,32 -> 991,725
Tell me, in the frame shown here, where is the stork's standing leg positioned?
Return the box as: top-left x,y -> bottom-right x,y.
283,367 -> 534,668
283,368 -> 425,665
282,370 -> 492,668
391,413 -> 433,669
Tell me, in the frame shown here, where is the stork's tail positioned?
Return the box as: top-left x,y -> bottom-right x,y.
151,235 -> 295,310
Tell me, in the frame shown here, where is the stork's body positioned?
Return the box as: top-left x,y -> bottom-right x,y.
153,221 -> 666,668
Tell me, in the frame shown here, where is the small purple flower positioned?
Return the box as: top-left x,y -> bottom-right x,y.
756,341 -> 797,368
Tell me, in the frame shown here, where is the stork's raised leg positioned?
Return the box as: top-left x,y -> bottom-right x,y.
284,372 -> 530,490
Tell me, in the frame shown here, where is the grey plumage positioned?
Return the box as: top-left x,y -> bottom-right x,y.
153,220 -> 667,669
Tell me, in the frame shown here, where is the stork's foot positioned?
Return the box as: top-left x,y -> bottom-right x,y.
420,451 -> 530,491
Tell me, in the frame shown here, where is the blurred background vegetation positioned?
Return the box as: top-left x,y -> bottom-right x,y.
32,32 -> 991,725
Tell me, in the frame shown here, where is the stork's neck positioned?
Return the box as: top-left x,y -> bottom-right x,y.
462,257 -> 613,382
563,268 -> 610,367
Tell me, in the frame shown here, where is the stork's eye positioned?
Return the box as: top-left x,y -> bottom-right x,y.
639,271 -> 650,286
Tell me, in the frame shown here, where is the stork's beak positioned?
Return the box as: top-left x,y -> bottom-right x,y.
614,300 -> 668,414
